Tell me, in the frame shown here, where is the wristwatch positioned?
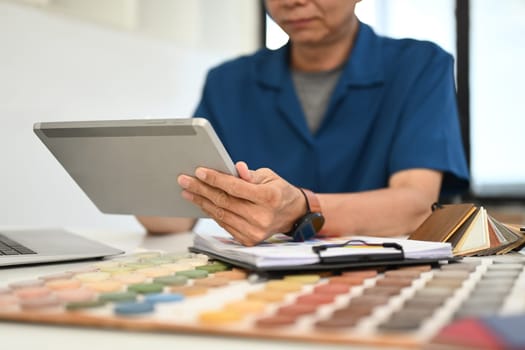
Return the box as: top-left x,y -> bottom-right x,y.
286,188 -> 325,242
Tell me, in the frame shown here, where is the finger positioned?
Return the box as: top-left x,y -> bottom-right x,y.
235,161 -> 269,185
180,175 -> 277,235
247,168 -> 271,185
179,174 -> 229,206
218,219 -> 270,246
182,183 -> 278,238
180,175 -> 247,211
236,161 -> 252,182
185,191 -> 260,244
184,189 -> 242,229
194,167 -> 267,203
218,221 -> 258,246
217,217 -> 269,246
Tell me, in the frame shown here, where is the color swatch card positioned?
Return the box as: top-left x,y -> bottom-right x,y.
2,250 -> 525,348
409,203 -> 525,257
431,314 -> 525,349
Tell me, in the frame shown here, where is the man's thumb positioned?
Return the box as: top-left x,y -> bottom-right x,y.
236,161 -> 253,182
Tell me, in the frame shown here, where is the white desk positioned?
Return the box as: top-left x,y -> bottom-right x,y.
0,229 -> 393,350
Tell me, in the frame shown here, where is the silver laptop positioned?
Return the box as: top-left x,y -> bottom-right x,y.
0,228 -> 123,267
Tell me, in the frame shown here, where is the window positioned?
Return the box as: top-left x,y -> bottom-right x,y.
469,0 -> 525,197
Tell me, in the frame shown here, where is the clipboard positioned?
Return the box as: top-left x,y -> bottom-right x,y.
311,239 -> 404,263
189,238 -> 455,275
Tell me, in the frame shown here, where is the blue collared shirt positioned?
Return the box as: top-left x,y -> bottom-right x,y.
194,22 -> 469,196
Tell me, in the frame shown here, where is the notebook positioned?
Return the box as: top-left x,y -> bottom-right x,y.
0,228 -> 123,267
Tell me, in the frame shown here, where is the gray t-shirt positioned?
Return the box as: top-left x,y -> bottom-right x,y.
292,67 -> 343,133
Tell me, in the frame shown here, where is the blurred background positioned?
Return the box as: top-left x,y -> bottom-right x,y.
1,0 -> 524,232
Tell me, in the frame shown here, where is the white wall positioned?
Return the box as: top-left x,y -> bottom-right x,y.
0,1 -> 260,231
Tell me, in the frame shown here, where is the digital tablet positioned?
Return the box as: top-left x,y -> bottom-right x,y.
33,118 -> 237,217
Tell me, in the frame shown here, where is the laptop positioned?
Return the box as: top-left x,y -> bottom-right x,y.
0,228 -> 123,267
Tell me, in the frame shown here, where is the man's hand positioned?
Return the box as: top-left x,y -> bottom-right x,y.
177,161 -> 306,246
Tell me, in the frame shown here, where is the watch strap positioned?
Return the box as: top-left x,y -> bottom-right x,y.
284,188 -> 324,241
301,188 -> 322,214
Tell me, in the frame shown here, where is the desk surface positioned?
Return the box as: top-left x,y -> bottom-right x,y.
0,229 -> 387,350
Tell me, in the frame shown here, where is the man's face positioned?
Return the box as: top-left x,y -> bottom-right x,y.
265,0 -> 360,47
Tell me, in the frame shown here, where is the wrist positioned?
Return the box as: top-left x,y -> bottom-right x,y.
301,188 -> 322,214
285,188 -> 325,241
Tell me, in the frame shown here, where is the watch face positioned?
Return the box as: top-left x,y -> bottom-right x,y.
292,212 -> 325,242
311,213 -> 325,232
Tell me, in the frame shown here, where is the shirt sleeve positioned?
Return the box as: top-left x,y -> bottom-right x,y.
388,49 -> 469,196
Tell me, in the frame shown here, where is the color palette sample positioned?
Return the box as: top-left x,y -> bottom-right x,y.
1,251 -> 525,348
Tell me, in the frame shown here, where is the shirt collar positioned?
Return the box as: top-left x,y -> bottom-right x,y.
256,21 -> 384,88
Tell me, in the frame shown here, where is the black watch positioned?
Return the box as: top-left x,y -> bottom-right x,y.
286,188 -> 325,242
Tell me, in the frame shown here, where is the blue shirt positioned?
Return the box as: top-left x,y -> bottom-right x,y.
194,22 -> 469,196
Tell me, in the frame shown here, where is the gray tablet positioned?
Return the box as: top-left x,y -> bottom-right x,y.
33,118 -> 237,217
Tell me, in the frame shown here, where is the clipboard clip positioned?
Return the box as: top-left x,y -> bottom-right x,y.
312,239 -> 405,264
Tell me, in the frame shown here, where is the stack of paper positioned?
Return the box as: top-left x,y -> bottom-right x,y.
409,203 -> 525,256
192,233 -> 453,269
193,233 -> 319,267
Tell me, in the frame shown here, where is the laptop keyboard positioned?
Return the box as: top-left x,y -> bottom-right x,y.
0,234 -> 36,255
